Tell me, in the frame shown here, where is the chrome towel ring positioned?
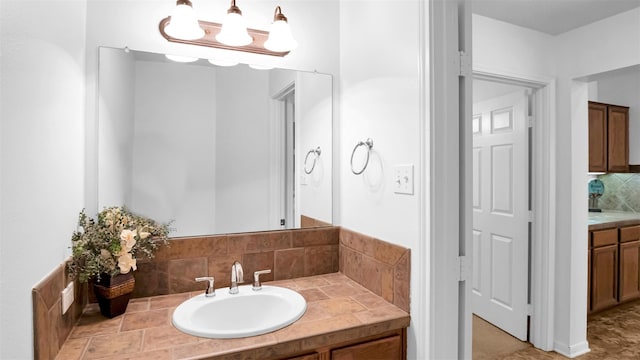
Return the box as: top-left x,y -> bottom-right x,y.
304,147 -> 322,174
350,138 -> 374,175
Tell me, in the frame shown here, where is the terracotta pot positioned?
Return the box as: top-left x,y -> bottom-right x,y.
93,272 -> 135,318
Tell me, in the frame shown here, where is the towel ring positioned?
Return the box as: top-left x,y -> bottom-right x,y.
350,138 -> 374,175
304,147 -> 322,174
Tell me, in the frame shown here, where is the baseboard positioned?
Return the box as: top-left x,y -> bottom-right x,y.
553,340 -> 590,358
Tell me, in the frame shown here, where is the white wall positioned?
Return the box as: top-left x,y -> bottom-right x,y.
472,14 -> 556,77
297,72 -> 333,224
131,60 -> 217,237
339,1 -> 422,358
553,7 -> 640,355
215,66 -> 272,234
98,48 -> 135,207
0,1 -> 87,358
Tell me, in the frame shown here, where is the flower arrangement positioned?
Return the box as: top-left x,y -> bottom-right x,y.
68,206 -> 171,283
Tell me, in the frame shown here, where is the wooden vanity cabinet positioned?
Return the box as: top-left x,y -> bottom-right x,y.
332,335 -> 403,360
281,329 -> 406,360
588,101 -> 629,173
619,225 -> 640,303
590,228 -> 619,312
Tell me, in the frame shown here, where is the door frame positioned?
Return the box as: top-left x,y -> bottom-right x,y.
427,1 -> 557,356
269,82 -> 296,230
473,68 -> 557,351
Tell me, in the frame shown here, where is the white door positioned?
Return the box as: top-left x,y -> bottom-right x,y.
472,90 -> 529,340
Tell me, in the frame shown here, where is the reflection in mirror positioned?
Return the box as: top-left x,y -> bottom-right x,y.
98,47 -> 332,237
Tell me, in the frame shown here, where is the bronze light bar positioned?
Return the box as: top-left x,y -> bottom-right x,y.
158,17 -> 290,57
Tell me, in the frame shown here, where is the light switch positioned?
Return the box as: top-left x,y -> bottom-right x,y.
394,164 -> 414,195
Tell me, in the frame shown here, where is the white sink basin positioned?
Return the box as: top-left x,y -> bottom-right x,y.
172,285 -> 307,338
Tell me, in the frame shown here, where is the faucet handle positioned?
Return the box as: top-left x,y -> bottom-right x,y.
252,269 -> 272,291
195,276 -> 215,297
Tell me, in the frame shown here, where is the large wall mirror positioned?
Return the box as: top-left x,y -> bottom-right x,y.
98,47 -> 332,237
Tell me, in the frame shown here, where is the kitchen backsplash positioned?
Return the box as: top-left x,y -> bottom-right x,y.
597,173 -> 640,212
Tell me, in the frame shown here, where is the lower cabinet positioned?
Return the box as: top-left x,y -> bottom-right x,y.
282,329 -> 406,360
619,225 -> 640,303
331,335 -> 403,360
619,240 -> 640,302
589,225 -> 640,314
591,243 -> 618,312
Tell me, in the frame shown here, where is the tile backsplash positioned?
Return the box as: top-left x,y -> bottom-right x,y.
597,173 -> 640,212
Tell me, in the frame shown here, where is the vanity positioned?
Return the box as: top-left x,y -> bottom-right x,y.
34,226 -> 411,360
55,273 -> 410,360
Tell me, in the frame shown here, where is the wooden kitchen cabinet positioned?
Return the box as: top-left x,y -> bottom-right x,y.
619,225 -> 640,303
590,228 -> 619,312
589,225 -> 640,313
588,101 -> 630,173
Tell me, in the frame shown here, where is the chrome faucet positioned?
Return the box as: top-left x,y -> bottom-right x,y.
195,276 -> 215,297
252,269 -> 272,291
229,261 -> 244,294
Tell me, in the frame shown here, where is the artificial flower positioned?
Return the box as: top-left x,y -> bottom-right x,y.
117,252 -> 137,273
120,229 -> 137,250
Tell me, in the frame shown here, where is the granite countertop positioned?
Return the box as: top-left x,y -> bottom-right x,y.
588,210 -> 640,230
55,273 -> 410,360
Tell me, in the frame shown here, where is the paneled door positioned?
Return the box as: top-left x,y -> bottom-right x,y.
472,90 -> 529,340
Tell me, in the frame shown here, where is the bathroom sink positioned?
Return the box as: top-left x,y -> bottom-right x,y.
172,285 -> 307,338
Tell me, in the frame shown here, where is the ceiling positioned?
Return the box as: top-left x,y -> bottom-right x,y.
472,0 -> 640,35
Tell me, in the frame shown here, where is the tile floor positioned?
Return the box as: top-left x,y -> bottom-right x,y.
473,299 -> 640,359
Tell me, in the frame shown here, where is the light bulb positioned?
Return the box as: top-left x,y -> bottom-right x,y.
216,0 -> 253,47
264,6 -> 298,52
164,0 -> 204,40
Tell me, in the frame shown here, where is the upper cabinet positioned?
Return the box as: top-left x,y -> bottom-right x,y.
589,101 -> 630,173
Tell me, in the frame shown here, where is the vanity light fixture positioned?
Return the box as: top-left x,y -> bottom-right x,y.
159,0 -> 297,57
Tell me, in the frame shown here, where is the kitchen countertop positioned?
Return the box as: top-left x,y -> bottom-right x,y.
55,272 -> 410,360
589,210 -> 640,230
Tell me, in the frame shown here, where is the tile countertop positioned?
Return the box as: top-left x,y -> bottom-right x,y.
56,272 -> 410,360
588,210 -> 640,230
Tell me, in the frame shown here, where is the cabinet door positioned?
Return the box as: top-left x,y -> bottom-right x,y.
607,105 -> 629,172
619,240 -> 640,303
591,244 -> 619,312
588,243 -> 592,313
589,102 -> 607,172
331,335 -> 402,360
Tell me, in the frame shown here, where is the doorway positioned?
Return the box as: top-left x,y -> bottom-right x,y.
471,78 -> 534,358
468,71 -> 556,356
271,84 -> 296,230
